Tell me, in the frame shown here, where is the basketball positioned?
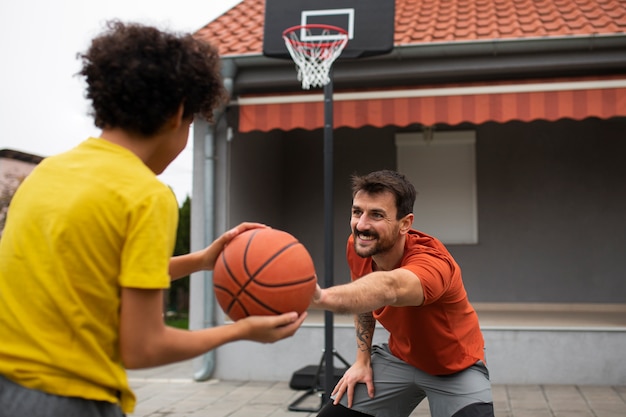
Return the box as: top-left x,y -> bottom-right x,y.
213,228 -> 317,321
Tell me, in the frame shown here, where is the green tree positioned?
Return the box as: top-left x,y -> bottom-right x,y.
168,195 -> 191,315
174,196 -> 191,256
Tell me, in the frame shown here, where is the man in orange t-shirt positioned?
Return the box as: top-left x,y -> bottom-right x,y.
311,170 -> 494,417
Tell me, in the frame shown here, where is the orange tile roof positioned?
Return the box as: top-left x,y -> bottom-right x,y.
195,0 -> 626,57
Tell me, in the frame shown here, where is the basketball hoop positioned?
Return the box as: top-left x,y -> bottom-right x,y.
282,24 -> 348,90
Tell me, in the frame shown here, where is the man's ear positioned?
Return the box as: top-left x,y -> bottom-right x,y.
400,213 -> 414,234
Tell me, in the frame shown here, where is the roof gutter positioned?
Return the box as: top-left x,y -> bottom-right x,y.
386,32 -> 626,59
222,33 -> 626,63
220,34 -> 626,94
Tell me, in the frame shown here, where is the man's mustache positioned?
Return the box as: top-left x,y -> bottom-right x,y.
354,229 -> 378,239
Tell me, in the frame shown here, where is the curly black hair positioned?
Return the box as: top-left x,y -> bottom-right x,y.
78,20 -> 227,137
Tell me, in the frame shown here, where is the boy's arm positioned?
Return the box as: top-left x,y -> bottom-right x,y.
118,287 -> 306,369
168,222 -> 266,280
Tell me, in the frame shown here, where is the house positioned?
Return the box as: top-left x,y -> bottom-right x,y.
0,149 -> 44,234
188,0 -> 626,385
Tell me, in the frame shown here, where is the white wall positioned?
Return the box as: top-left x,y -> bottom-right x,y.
205,316 -> 626,385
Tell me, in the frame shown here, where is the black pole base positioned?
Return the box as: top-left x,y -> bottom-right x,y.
287,349 -> 351,413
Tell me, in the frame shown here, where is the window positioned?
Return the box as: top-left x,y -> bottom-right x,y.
396,130 -> 477,244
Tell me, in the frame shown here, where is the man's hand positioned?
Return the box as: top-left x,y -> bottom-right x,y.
331,362 -> 375,408
309,284 -> 323,308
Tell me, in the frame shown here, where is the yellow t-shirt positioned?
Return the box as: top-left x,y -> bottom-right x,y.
0,137 -> 178,413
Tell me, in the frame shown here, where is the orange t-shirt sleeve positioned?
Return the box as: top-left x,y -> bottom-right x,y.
401,252 -> 455,305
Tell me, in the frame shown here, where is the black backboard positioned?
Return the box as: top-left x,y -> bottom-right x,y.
263,0 -> 396,60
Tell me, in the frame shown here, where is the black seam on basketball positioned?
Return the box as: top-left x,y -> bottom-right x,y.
252,274 -> 316,288
214,285 -> 239,316
213,283 -> 237,296
237,290 -> 283,315
232,299 -> 251,317
227,229 -> 263,303
248,241 -> 300,278
242,229 -> 261,278
234,274 -> 314,315
216,251 -> 246,313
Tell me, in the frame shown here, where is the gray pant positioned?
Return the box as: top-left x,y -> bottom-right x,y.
334,344 -> 494,417
0,375 -> 124,417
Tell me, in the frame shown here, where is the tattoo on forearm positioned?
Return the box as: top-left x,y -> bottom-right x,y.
355,313 -> 376,353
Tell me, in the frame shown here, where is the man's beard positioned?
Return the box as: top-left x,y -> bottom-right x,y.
353,228 -> 397,258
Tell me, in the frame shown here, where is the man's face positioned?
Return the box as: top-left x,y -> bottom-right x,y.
350,190 -> 401,258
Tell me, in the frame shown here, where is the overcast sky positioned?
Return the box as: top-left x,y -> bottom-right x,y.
0,0 -> 242,204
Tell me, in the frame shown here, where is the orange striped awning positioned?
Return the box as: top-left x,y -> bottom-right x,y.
236,76 -> 626,133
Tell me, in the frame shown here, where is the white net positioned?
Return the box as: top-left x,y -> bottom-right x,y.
283,26 -> 348,90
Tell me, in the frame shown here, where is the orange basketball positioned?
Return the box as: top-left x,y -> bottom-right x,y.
213,228 -> 317,321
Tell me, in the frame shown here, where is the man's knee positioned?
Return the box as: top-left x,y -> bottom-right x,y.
451,402 -> 494,417
317,402 -> 373,417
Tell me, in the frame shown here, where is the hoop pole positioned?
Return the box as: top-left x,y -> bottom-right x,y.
322,70 -> 335,404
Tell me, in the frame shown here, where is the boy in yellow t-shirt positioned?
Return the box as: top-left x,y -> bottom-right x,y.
0,21 -> 306,416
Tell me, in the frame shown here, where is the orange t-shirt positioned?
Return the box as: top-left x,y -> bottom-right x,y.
347,229 -> 485,375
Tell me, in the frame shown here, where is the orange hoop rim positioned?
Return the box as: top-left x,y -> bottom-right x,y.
282,24 -> 348,49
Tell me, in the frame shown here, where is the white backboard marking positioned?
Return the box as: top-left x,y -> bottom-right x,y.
300,8 -> 355,40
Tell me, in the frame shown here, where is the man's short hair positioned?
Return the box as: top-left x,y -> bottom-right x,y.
351,170 -> 417,219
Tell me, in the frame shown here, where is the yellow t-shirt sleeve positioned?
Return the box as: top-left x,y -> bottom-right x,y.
119,188 -> 178,289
